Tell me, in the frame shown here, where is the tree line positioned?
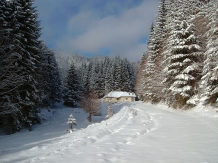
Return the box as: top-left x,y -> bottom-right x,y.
135,0 -> 217,108
63,56 -> 136,107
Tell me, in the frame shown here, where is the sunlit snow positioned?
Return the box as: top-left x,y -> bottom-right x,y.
0,102 -> 218,163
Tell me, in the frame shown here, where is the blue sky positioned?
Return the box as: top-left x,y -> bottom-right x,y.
34,0 -> 160,61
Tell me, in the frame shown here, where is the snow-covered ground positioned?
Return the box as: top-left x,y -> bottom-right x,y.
0,102 -> 218,163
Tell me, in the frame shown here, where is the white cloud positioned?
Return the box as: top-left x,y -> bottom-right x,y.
57,0 -> 159,60
120,43 -> 147,61
36,0 -> 160,60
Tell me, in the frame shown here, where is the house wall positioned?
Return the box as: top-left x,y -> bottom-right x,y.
103,96 -> 135,103
103,97 -> 118,103
119,97 -> 135,102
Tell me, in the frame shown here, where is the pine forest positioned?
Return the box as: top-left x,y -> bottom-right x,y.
135,0 -> 218,109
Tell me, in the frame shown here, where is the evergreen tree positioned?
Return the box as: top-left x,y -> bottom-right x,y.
78,62 -> 89,94
140,0 -> 168,103
88,60 -> 97,93
121,59 -> 130,92
97,61 -> 105,97
63,64 -> 84,107
12,0 -> 41,130
142,23 -> 156,101
134,53 -> 148,100
199,1 -> 218,104
0,0 -> 42,133
103,57 -> 113,94
37,43 -> 62,107
0,0 -> 23,133
155,0 -> 168,44
91,61 -> 100,95
162,16 -> 202,107
113,57 -> 121,90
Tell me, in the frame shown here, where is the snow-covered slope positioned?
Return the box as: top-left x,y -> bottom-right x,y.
0,102 -> 218,163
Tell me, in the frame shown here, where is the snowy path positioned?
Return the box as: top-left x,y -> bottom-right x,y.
0,102 -> 218,163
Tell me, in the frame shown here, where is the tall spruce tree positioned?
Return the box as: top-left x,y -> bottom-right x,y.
0,0 -> 24,133
125,59 -> 135,92
63,64 -> 84,107
37,43 -> 62,107
141,0 -> 168,103
104,58 -> 114,94
199,1 -> 218,104
0,0 -> 42,133
134,53 -> 148,100
12,0 -> 41,130
80,62 -> 89,93
121,59 -> 131,92
143,23 -> 156,101
162,1 -> 202,107
102,57 -> 111,95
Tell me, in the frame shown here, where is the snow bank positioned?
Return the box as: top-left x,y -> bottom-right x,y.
188,104 -> 218,118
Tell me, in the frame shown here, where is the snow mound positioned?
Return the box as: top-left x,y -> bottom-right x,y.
189,104 -> 218,118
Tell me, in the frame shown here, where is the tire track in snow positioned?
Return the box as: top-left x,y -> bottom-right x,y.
95,106 -> 157,162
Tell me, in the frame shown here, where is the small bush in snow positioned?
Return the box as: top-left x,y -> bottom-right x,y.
106,104 -> 113,119
129,108 -> 137,117
67,114 -> 77,133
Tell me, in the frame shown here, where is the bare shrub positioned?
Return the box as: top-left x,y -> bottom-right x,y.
80,90 -> 101,122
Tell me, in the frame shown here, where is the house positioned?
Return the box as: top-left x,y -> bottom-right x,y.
103,91 -> 136,103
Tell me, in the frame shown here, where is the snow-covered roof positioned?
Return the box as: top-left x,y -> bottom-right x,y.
104,91 -> 136,98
